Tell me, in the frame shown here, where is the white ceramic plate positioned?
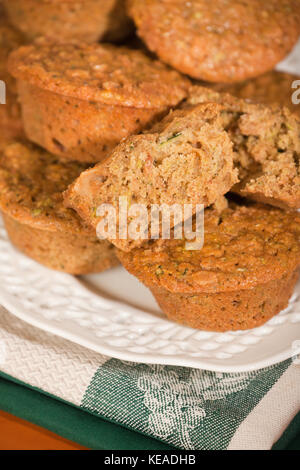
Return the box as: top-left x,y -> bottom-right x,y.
1,219 -> 300,372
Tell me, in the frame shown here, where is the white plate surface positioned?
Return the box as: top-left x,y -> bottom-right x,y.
1,220 -> 300,372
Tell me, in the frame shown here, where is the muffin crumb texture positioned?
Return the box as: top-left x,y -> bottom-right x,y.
186,86 -> 300,210
64,102 -> 238,251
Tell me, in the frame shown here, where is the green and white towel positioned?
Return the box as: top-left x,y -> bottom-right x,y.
0,306 -> 299,450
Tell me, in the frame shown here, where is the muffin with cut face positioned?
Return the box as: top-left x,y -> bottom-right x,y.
185,86 -> 300,210
64,102 -> 238,251
128,0 -> 300,83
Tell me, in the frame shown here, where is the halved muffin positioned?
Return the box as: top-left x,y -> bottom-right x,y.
64,103 -> 238,251
185,86 -> 300,210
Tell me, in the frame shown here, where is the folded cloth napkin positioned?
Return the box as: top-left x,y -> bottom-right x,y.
0,306 -> 299,450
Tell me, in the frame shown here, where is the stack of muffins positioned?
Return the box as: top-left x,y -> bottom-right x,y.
1,0 -> 300,332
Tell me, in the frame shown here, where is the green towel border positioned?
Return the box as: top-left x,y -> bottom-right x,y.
0,371 -> 298,450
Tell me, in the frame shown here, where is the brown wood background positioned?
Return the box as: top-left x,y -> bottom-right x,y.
0,410 -> 88,450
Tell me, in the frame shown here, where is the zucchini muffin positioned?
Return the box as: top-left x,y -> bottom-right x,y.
8,43 -> 190,162
64,102 -> 238,251
185,86 -> 300,210
211,71 -> 300,117
3,0 -> 132,43
128,0 -> 300,83
0,140 -> 118,274
118,200 -> 300,331
0,8 -> 24,137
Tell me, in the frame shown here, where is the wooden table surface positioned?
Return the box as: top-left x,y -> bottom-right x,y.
0,410 -> 88,450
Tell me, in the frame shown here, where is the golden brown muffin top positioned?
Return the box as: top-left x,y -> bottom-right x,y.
0,140 -> 92,233
128,0 -> 300,83
8,43 -> 191,108
211,71 -> 300,117
118,201 -> 300,294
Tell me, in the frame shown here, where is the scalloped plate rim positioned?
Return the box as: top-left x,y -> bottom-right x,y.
0,285 -> 297,373
0,240 -> 299,372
